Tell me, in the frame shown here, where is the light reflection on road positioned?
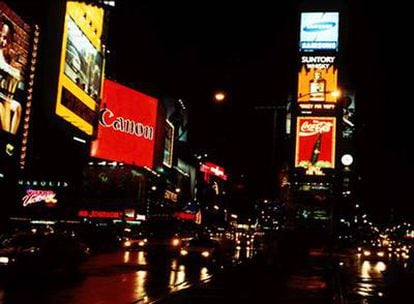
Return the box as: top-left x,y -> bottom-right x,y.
352,257 -> 390,302
0,243 -> 255,304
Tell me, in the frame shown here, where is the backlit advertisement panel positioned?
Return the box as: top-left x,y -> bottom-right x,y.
163,97 -> 188,143
342,93 -> 355,139
56,2 -> 104,136
91,79 -> 158,168
163,120 -> 174,167
295,117 -> 336,174
300,12 -> 339,51
0,2 -> 31,160
297,56 -> 338,102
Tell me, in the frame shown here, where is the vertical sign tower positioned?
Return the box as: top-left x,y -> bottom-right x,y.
292,9 -> 341,221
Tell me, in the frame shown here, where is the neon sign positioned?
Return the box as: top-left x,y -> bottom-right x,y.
200,162 -> 228,181
78,210 -> 123,219
22,190 -> 57,207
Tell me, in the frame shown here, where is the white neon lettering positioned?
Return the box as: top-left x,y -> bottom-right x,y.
99,108 -> 154,140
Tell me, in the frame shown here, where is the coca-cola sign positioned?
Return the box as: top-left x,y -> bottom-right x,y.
299,120 -> 334,136
295,116 -> 336,170
91,79 -> 158,168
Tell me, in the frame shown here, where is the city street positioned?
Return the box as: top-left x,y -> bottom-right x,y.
0,246 -> 255,304
1,1 -> 413,303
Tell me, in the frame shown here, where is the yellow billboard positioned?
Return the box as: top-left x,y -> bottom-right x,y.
56,1 -> 104,135
297,55 -> 338,103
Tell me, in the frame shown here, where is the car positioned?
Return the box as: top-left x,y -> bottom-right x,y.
121,231 -> 148,250
179,237 -> 221,263
357,245 -> 388,261
0,231 -> 90,278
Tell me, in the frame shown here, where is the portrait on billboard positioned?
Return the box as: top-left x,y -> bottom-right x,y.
300,12 -> 339,51
295,117 -> 336,172
0,5 -> 30,136
297,56 -> 338,103
64,17 -> 103,101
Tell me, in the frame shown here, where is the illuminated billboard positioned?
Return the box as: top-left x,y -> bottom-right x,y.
163,120 -> 174,167
91,79 -> 158,168
0,3 -> 31,158
300,12 -> 339,51
295,117 -> 336,174
297,56 -> 338,102
163,97 -> 188,143
17,179 -> 69,209
56,1 -> 104,136
342,93 -> 355,139
200,162 -> 228,182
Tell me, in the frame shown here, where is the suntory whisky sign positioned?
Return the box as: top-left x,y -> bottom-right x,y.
295,116 -> 336,170
297,56 -> 338,103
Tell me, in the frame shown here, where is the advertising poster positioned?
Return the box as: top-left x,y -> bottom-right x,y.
295,117 -> 336,172
0,2 -> 31,160
163,97 -> 188,143
299,12 -> 339,52
91,79 -> 158,168
55,1 -> 104,136
297,55 -> 338,102
163,120 -> 174,167
342,93 -> 355,139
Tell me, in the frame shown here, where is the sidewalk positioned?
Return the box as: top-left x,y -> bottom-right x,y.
155,231 -> 339,304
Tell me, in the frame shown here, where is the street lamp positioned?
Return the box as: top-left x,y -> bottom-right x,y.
214,92 -> 226,103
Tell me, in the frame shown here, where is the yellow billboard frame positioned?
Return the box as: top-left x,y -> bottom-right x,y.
55,1 -> 104,135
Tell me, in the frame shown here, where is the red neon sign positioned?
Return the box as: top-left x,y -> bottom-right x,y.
295,117 -> 336,170
78,210 -> 123,219
200,162 -> 227,181
91,79 -> 158,168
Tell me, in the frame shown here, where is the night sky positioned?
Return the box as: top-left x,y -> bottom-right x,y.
105,0 -> 412,220
9,0 -> 412,220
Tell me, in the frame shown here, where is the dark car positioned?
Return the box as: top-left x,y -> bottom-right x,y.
0,231 -> 90,277
121,231 -> 148,250
179,237 -> 222,263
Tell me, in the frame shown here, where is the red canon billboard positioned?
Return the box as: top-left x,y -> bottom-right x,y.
295,117 -> 336,173
91,79 -> 158,168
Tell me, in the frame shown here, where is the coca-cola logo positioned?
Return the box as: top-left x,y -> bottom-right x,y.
22,190 -> 57,207
299,120 -> 333,136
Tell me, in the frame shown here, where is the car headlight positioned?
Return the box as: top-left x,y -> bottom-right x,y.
0,256 -> 10,265
201,251 -> 210,258
180,249 -> 188,256
363,250 -> 371,256
377,251 -> 385,257
124,241 -> 131,247
138,241 -> 145,247
172,238 -> 180,247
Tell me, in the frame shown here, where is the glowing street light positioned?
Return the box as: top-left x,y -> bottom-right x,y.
214,92 -> 226,103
